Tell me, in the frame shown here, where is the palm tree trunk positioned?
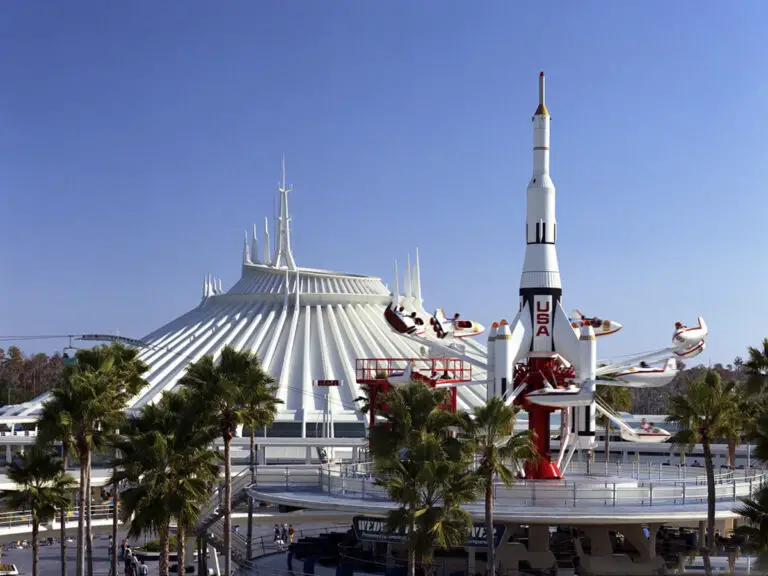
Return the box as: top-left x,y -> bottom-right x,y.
77,451 -> 87,576
703,434 -> 715,576
223,434 -> 232,576
32,519 -> 39,576
604,421 -> 611,464
111,478 -> 119,576
247,429 -> 255,560
408,546 -> 416,576
728,437 -> 736,468
485,474 -> 495,576
177,523 -> 186,576
85,450 -> 94,576
60,446 -> 69,576
159,525 -> 170,576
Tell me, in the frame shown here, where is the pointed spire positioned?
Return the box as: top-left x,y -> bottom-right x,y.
206,274 -> 213,296
243,230 -> 251,264
405,254 -> 412,299
217,278 -> 223,294
263,217 -> 272,265
295,268 -> 300,307
393,259 -> 400,303
203,274 -> 209,298
413,248 -> 422,302
251,223 -> 260,264
273,155 -> 297,270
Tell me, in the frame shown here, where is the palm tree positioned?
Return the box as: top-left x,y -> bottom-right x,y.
744,338 -> 768,395
2,447 -> 76,576
37,377 -> 78,576
179,345 -> 260,576
39,360 -> 118,576
596,385 -> 632,463
735,483 -> 768,570
97,344 -> 149,576
666,370 -> 739,576
240,360 -> 281,560
113,391 -> 220,576
370,382 -> 478,576
463,397 -> 535,576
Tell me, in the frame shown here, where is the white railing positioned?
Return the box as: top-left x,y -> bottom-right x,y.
248,465 -> 767,510
0,504 -> 115,530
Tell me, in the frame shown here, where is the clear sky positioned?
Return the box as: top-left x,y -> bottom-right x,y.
2,1 -> 767,365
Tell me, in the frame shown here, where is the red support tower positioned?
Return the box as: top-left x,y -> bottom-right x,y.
355,357 -> 471,427
514,354 -> 575,479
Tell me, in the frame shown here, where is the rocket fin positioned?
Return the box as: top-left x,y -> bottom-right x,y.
508,302 -> 534,366
553,302 -> 582,371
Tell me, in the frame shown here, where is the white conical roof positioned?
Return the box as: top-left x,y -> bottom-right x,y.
130,260 -> 488,428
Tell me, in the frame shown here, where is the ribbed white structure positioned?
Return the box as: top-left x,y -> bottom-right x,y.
127,262 -> 488,431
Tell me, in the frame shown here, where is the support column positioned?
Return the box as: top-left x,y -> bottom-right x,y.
465,547 -> 476,576
185,537 -> 195,573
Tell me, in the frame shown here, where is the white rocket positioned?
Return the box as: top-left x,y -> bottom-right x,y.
501,72 -> 582,368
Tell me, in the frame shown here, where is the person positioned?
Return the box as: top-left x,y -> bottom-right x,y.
289,524 -> 295,543
131,554 -> 139,576
640,418 -> 651,432
124,547 -> 134,576
281,523 -> 289,545
138,560 -> 149,576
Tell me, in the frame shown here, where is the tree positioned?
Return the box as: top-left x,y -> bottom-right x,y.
37,372 -> 78,576
369,382 -> 478,576
38,347 -> 125,576
112,391 -> 220,576
2,447 -> 76,576
596,385 -> 632,463
745,339 -> 768,395
179,345 -> 262,576
666,370 -> 739,576
240,360 -> 281,560
463,397 -> 535,576
734,483 -> 768,570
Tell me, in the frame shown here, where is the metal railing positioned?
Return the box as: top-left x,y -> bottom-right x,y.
247,464 -> 768,509
0,504 -> 115,530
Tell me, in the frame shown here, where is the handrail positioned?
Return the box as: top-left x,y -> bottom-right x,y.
246,464 -> 768,510
0,504 -> 116,529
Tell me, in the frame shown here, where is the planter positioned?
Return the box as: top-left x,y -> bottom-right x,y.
0,564 -> 19,576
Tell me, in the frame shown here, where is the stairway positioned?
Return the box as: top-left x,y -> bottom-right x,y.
193,467 -> 253,538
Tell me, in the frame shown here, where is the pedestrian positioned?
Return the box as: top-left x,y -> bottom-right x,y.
288,524 -> 295,543
138,560 -> 149,576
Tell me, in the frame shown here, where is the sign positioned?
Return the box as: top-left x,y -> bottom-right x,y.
532,295 -> 553,352
352,516 -> 506,548
315,380 -> 340,387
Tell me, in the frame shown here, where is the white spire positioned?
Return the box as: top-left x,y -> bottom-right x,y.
263,217 -> 272,265
217,278 -> 223,294
207,274 -> 214,296
203,274 -> 209,298
251,223 -> 260,264
295,268 -> 300,307
243,230 -> 251,264
405,254 -> 412,298
393,259 -> 400,303
273,155 -> 297,270
413,248 -> 422,302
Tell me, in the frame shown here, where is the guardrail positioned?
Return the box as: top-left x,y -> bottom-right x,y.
339,459 -> 762,485
0,504 -> 115,530
249,465 -> 768,509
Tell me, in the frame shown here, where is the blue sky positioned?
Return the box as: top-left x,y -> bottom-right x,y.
2,1 -> 767,365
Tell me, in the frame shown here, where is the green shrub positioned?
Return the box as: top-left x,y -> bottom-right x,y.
138,537 -> 178,553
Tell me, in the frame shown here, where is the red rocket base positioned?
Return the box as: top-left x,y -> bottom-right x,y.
515,356 -> 575,480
